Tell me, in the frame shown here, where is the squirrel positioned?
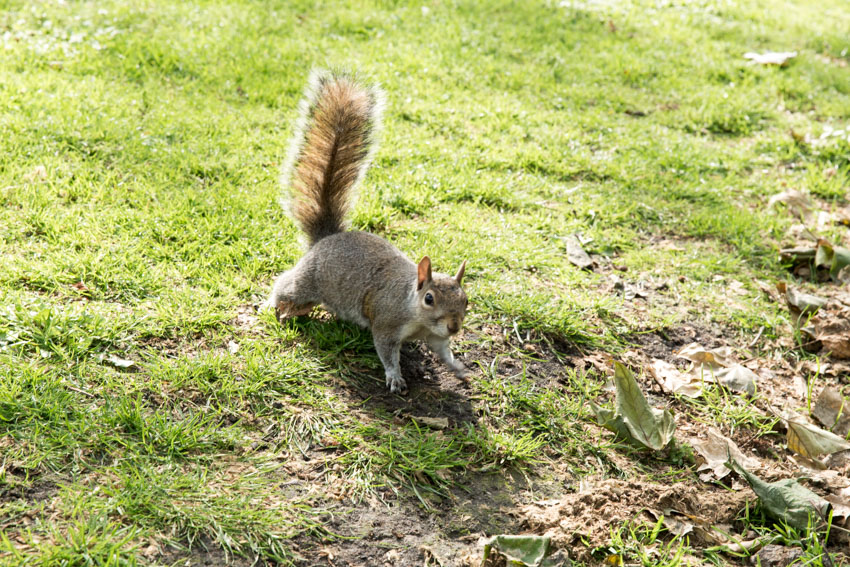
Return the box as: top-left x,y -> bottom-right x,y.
265,70 -> 470,394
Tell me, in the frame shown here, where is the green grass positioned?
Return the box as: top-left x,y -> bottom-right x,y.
2,0 -> 849,564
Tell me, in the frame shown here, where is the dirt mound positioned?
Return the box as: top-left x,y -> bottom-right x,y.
521,478 -> 751,561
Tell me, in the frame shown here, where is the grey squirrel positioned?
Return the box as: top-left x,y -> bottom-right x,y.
266,70 -> 470,393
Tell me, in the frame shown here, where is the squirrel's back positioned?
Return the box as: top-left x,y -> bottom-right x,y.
281,70 -> 384,247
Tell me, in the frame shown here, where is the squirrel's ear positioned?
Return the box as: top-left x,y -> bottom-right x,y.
417,256 -> 432,290
454,260 -> 467,285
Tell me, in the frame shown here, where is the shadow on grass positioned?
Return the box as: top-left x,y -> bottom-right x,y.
284,316 -> 479,425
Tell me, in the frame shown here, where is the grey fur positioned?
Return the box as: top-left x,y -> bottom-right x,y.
267,70 -> 469,393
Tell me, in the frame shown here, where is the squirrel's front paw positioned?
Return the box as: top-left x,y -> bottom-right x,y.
386,374 -> 408,394
451,362 -> 472,379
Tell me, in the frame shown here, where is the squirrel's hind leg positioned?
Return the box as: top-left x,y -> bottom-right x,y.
266,269 -> 317,320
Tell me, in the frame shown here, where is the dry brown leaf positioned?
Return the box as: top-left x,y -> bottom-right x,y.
786,415 -> 850,459
646,359 -> 702,398
691,427 -> 761,482
812,387 -> 850,437
777,282 -> 827,329
713,365 -> 758,396
751,544 -> 803,567
812,300 -> 850,359
676,343 -> 733,369
827,487 -> 850,520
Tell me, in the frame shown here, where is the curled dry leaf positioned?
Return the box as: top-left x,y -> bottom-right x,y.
676,343 -> 733,369
691,427 -> 761,482
565,235 -> 593,270
712,365 -> 758,396
811,387 -> 850,437
647,359 -> 702,398
646,508 -> 704,538
814,238 -> 850,282
826,487 -> 850,521
785,414 -> 850,459
776,282 -> 826,328
411,416 -> 450,430
751,545 -> 804,567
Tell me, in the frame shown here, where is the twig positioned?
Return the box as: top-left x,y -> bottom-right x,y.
746,326 -> 765,349
66,385 -> 95,397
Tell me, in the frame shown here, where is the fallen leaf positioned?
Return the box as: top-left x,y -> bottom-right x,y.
812,300 -> 850,359
647,359 -> 702,398
728,460 -> 831,530
811,387 -> 850,437
480,535 -> 551,567
411,416 -> 449,429
103,354 -> 136,369
814,239 -> 850,282
676,343 -> 733,369
779,246 -> 816,263
592,362 -> 675,451
712,365 -> 758,396
565,235 -> 593,270
691,427 -> 761,481
826,487 -> 850,520
767,188 -> 812,220
786,415 -> 850,459
661,514 -> 693,537
744,51 -> 798,66
777,282 -> 826,328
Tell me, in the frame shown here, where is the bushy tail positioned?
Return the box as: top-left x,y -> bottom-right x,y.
281,69 -> 384,247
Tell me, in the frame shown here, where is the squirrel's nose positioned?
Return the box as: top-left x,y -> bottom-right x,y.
447,322 -> 459,334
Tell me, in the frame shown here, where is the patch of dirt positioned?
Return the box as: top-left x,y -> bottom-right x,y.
332,342 -> 479,426
521,478 -> 752,562
0,477 -> 59,504
157,535 -> 256,567
326,324 -> 578,427
296,471 -> 532,567
626,322 -> 729,364
138,333 -> 212,360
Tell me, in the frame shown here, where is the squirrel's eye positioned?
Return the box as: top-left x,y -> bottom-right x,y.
424,293 -> 434,305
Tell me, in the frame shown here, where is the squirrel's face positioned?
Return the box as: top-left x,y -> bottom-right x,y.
416,257 -> 468,338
